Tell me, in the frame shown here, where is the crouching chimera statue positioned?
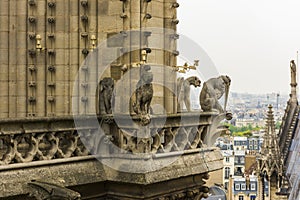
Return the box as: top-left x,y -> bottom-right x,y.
200,75 -> 231,114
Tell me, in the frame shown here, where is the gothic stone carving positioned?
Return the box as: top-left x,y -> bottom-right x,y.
133,65 -> 153,115
0,131 -> 89,165
290,60 -> 297,86
28,180 -> 81,200
154,173 -> 210,200
99,77 -> 115,114
132,65 -> 153,125
120,126 -> 205,154
200,75 -> 231,113
177,76 -> 201,112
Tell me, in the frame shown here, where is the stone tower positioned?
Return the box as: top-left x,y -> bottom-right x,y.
258,105 -> 284,200
0,1 -> 227,199
0,0 -> 179,118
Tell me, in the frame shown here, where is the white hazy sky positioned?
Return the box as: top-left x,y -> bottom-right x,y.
177,0 -> 300,94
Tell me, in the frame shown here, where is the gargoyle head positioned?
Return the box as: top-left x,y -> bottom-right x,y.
190,76 -> 201,87
142,72 -> 153,84
220,75 -> 231,87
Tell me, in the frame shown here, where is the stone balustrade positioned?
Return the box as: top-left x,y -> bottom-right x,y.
0,117 -> 89,166
0,112 -> 224,166
108,112 -> 217,154
0,112 -> 226,199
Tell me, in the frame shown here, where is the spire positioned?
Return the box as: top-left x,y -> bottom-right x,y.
262,105 -> 281,157
290,60 -> 297,101
258,105 -> 284,199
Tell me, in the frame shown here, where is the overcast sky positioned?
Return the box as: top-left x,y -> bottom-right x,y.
177,0 -> 300,94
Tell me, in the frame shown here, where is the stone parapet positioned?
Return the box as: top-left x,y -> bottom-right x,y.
0,113 -> 224,199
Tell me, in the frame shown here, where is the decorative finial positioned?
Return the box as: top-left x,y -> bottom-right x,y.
268,104 -> 273,109
290,60 -> 297,101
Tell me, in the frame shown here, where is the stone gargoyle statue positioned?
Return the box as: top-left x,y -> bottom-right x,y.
200,75 -> 231,114
99,77 -> 114,114
200,75 -> 232,146
177,76 -> 201,112
290,60 -> 297,86
132,65 -> 153,115
132,65 -> 153,125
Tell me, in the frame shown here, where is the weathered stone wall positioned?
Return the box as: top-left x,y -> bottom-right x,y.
0,0 -> 179,118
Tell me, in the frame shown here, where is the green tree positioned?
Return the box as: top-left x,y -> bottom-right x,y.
225,123 -> 261,138
275,121 -> 281,130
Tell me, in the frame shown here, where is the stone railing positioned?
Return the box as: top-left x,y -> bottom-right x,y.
0,113 -> 226,199
0,117 -> 90,166
107,112 -> 218,154
0,112 -> 225,166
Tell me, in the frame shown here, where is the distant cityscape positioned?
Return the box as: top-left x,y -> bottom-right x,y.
227,92 -> 289,129
214,92 -> 289,200
216,136 -> 261,200
191,91 -> 289,125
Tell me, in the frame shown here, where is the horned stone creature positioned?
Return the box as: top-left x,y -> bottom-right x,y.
200,75 -> 231,113
99,77 -> 114,114
177,76 -> 201,112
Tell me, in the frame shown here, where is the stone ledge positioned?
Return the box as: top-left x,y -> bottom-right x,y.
0,158 -> 106,198
102,148 -> 223,184
0,148 -> 223,198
